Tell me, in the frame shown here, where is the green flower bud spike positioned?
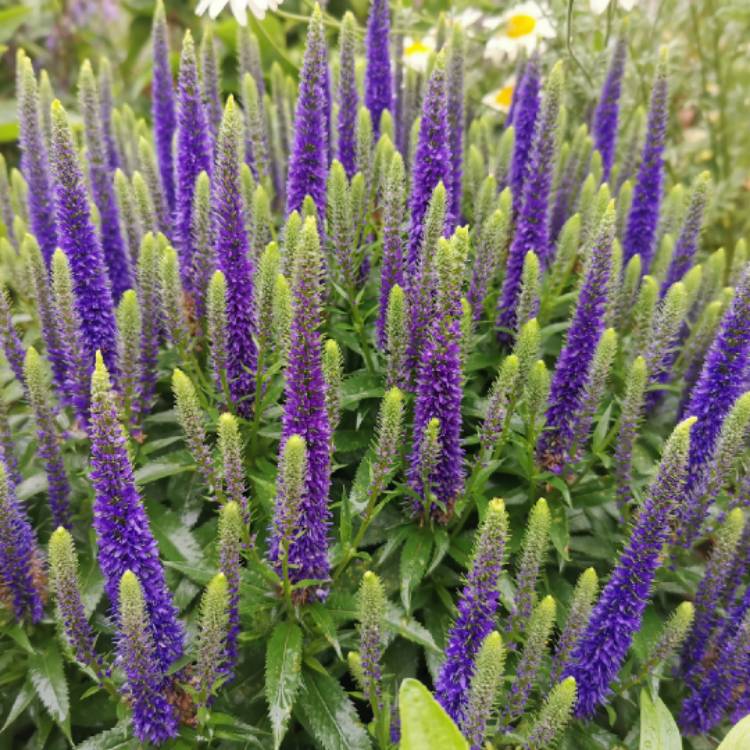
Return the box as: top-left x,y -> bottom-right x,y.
218,412 -> 249,524
196,572 -> 230,706
272,273 -> 293,364
516,251 -> 540,335
171,369 -> 215,490
160,244 -> 190,353
358,571 -> 386,711
323,339 -> 344,433
525,676 -> 577,750
462,631 -> 506,749
116,290 -> 142,430
207,270 -> 230,402
386,284 -> 408,389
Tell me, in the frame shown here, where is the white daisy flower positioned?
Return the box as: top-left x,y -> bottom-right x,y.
484,2 -> 556,64
196,0 -> 282,25
482,79 -> 516,113
403,35 -> 437,74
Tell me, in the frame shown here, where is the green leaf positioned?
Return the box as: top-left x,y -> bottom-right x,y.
0,7 -> 31,43
400,528 -> 433,612
15,473 -> 48,501
308,604 -> 343,660
29,649 -> 70,738
134,460 -> 192,484
265,621 -> 303,750
75,720 -> 138,749
385,603 -> 440,653
639,689 -> 681,750
1,677 -> 34,732
399,678 -> 468,750
295,668 -> 370,750
718,714 -> 750,749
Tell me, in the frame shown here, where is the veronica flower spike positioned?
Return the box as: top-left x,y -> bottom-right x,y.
89,352 -> 184,671
435,498 -> 509,725
622,49 -> 669,271
563,417 -> 695,718
49,100 -> 118,372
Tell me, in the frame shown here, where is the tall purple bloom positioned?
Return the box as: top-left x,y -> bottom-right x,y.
622,50 -> 669,271
78,60 -> 133,300
364,0 -> 392,138
286,6 -> 328,219
679,266 -> 750,538
213,98 -> 257,418
406,56 -> 451,273
497,62 -> 564,341
16,53 -> 57,264
536,204 -> 614,473
679,607 -> 750,736
592,37 -> 626,182
116,571 -> 179,746
446,26 -> 465,228
175,31 -> 213,296
408,235 -> 465,520
49,100 -> 118,373
269,217 -> 332,602
89,353 -> 184,671
151,0 -> 177,212
661,171 -> 711,294
508,55 -> 541,211
336,12 -> 358,179
0,458 -> 44,623
562,417 -> 694,718
435,499 -> 509,725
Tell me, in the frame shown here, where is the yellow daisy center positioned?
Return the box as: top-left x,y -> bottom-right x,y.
506,13 -> 537,38
405,39 -> 430,57
496,85 -> 514,108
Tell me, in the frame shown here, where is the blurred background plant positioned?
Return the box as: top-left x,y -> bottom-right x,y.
3,0 -> 747,250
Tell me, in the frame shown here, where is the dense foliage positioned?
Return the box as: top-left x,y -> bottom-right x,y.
0,1 -> 750,749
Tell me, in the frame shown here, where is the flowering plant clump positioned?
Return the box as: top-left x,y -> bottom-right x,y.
0,1 -> 749,748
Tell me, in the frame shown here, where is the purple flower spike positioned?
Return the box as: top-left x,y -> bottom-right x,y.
536,203 -> 614,474
286,6 -> 328,219
269,217 -> 332,603
89,353 -> 184,671
679,266 -> 750,541
337,12 -> 359,179
592,37 -> 626,182
508,56 -> 541,212
0,458 -> 44,623
49,100 -> 118,373
408,235 -> 465,520
364,0 -> 392,138
116,571 -> 179,746
0,286 -> 26,385
406,55 -> 451,274
175,30 -> 213,297
152,0 -> 177,212
435,498 -> 509,726
622,50 -> 669,271
661,171 -> 711,294
563,418 -> 694,718
16,53 -> 57,264
213,97 -> 258,418
78,60 -> 133,300
496,62 -> 564,342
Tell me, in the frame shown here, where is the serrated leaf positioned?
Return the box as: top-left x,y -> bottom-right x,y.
385,603 -> 440,653
399,678 -> 468,750
718,713 -> 750,749
266,621 -> 303,750
308,604 -> 343,659
75,720 -> 138,749
29,649 -> 70,735
295,668 -> 370,750
640,689 -> 681,750
400,528 -> 433,612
